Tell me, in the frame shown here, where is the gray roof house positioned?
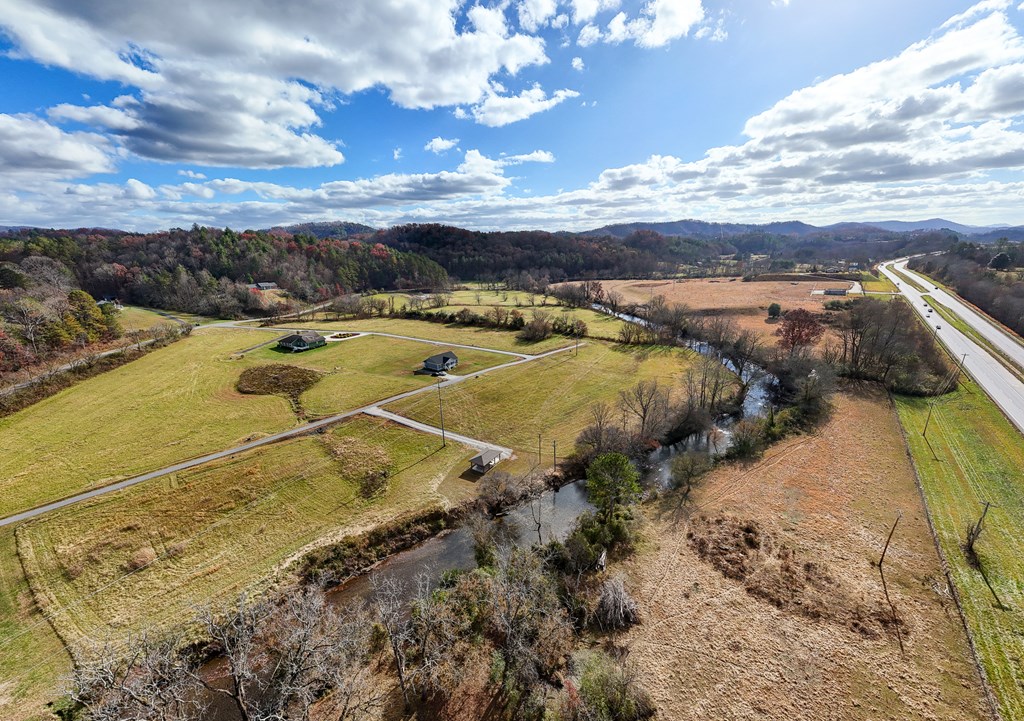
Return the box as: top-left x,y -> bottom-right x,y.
470,449 -> 501,474
423,350 -> 458,373
276,331 -> 326,352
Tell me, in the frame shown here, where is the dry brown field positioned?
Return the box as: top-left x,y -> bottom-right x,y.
621,387 -> 989,720
605,277 -> 851,343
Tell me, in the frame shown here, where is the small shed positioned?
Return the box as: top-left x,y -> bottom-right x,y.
423,350 -> 458,373
470,449 -> 501,474
277,331 -> 326,352
824,288 -> 848,296
256,281 -> 279,291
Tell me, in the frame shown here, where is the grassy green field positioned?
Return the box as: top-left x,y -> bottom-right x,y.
0,528 -> 69,721
896,384 -> 1024,720
428,304 -> 626,340
247,335 -> 509,416
304,317 -> 573,354
0,329 -> 503,521
0,328 -> 298,520
116,306 -> 171,332
16,415 -> 476,652
860,271 -> 898,293
387,341 -> 702,473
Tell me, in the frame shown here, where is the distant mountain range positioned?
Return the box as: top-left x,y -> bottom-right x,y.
581,218 -> 1013,239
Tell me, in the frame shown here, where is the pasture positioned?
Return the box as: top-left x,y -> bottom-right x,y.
247,334 -> 509,416
387,341 -> 699,473
16,415 -> 476,651
303,316 -> 573,354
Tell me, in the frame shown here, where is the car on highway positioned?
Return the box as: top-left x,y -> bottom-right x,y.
936,325 -> 942,329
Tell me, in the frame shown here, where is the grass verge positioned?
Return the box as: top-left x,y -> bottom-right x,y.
924,296 -> 1024,384
896,383 -> 1024,720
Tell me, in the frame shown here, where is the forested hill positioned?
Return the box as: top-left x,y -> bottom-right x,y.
265,221 -> 377,239
0,226 -> 447,317
370,224 -> 733,283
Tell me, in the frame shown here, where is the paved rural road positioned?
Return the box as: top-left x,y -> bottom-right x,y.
879,258 -> 1024,435
363,407 -> 513,457
0,342 -> 579,528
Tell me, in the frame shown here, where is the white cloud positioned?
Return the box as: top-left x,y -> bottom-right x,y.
393,147 -> 403,161
569,0 -> 621,24
501,150 -> 556,164
517,0 -> 558,31
1,0 -> 558,170
571,56 -> 585,71
7,2 -> 1024,232
578,23 -> 603,46
583,0 -> 705,48
177,169 -> 207,179
694,16 -> 728,42
771,0 -> 791,7
471,85 -> 580,127
424,137 -> 460,154
0,113 -> 113,178
123,178 -> 156,200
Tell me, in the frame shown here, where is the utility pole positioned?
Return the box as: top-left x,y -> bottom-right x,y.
575,332 -> 579,356
436,378 -> 446,447
538,433 -> 542,465
552,439 -> 557,468
922,400 -> 935,437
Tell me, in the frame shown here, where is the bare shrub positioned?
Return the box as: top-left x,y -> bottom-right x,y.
594,577 -> 639,631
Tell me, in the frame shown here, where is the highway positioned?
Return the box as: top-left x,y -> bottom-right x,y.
878,258 -> 1024,435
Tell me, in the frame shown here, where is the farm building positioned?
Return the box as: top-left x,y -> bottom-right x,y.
276,331 -> 326,352
470,449 -> 501,474
423,351 -> 458,373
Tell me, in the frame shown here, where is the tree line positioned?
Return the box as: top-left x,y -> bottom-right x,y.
909,241 -> 1024,337
0,225 -> 449,319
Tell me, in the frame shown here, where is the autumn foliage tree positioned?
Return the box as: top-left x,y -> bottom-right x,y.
774,308 -> 824,356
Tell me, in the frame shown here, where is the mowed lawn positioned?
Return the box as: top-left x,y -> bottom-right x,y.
896,384 -> 1024,720
16,416 -> 477,651
0,528 -> 69,721
0,328 -> 297,520
247,335 -> 509,416
387,341 -> 700,473
304,317 -> 573,354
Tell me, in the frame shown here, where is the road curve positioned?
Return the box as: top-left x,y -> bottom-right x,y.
0,342 -> 579,528
878,258 -> 1024,435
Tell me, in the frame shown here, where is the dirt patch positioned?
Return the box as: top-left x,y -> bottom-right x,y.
621,388 -> 987,720
236,363 -> 324,417
687,515 -> 901,638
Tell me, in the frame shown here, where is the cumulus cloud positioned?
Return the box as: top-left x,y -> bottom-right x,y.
578,0 -> 705,48
393,147 -> 403,161
1,0 -> 559,169
0,113 -> 113,178
177,169 -> 206,179
424,137 -> 460,154
6,2 -> 1024,232
572,56 -> 585,71
471,85 -> 581,126
518,0 -> 558,31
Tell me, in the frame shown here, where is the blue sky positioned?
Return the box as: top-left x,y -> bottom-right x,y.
1,0 -> 1024,231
